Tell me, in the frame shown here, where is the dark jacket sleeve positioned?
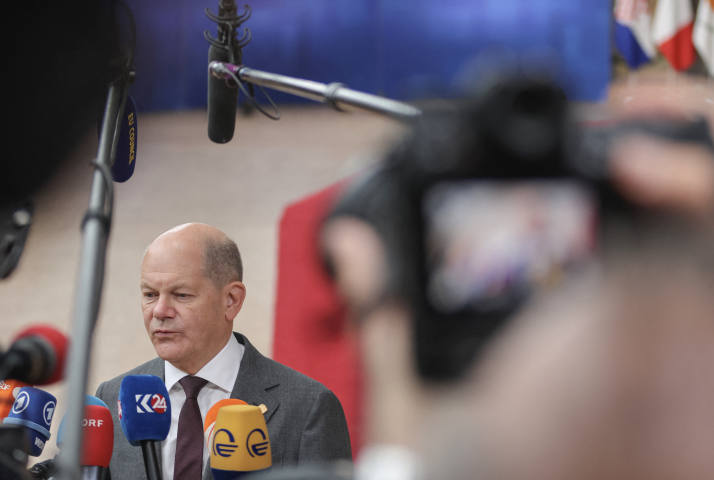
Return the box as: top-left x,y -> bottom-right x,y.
297,388 -> 352,464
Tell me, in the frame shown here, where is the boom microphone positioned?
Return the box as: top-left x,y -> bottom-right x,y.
118,375 -> 171,480
206,1 -> 253,143
0,325 -> 68,385
204,398 -> 248,448
3,387 -> 57,457
210,405 -> 271,480
208,43 -> 239,143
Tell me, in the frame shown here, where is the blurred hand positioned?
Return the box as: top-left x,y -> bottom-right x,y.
611,135 -> 714,218
609,81 -> 714,219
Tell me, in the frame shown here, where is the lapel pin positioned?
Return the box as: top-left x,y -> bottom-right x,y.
258,404 -> 268,414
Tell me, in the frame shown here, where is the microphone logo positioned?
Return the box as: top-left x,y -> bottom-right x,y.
135,394 -> 167,413
212,428 -> 238,458
12,391 -> 30,414
151,394 -> 167,413
246,428 -> 269,457
118,400 -> 122,420
82,418 -> 105,427
0,381 -> 10,391
128,112 -> 136,165
42,401 -> 56,426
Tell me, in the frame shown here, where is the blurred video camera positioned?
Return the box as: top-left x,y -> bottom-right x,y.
327,78 -> 714,381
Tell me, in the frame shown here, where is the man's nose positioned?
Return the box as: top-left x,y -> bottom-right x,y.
153,294 -> 176,319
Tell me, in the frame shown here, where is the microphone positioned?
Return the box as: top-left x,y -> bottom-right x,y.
2,387 -> 57,457
0,380 -> 30,421
118,375 -> 171,480
56,395 -> 109,445
31,396 -> 111,480
206,0 -> 252,144
208,42 -> 238,143
75,405 -> 114,480
204,398 -> 248,448
210,405 -> 272,480
110,95 -> 138,183
0,325 -> 68,385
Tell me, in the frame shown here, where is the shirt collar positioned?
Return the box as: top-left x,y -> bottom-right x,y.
164,333 -> 244,393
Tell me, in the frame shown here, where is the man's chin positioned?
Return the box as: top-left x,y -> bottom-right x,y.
152,340 -> 188,364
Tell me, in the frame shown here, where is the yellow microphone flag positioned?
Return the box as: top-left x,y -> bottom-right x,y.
210,405 -> 272,476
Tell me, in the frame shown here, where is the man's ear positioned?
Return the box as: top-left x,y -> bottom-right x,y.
224,281 -> 247,321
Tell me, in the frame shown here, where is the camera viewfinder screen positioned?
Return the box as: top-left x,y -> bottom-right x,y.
424,180 -> 597,314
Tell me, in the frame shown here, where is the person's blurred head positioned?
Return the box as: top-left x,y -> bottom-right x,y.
323,80 -> 578,389
319,88 -> 576,444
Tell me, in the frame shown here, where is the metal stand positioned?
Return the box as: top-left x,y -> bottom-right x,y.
55,1 -> 136,477
56,80 -> 128,480
209,61 -> 422,118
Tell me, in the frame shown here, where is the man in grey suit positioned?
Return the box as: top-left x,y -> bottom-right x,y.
96,223 -> 351,480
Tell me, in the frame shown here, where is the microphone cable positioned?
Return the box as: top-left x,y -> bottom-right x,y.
221,67 -> 280,120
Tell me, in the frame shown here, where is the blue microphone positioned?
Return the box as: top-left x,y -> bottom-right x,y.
119,375 -> 171,480
110,95 -> 138,182
2,386 -> 57,456
56,394 -> 108,446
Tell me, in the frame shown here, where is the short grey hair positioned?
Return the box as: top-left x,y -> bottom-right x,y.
202,236 -> 243,288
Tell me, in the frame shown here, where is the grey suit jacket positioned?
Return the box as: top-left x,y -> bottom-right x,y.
95,333 -> 352,480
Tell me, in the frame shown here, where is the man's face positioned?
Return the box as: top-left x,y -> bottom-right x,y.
140,236 -> 230,374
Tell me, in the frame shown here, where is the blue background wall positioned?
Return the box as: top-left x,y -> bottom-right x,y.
124,0 -> 611,112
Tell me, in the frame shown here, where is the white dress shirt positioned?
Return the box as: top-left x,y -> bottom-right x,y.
161,334 -> 245,480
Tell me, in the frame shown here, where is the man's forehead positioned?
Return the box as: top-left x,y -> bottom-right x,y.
144,233 -> 203,263
151,223 -> 225,247
140,244 -> 209,282
140,277 -> 194,290
141,237 -> 207,278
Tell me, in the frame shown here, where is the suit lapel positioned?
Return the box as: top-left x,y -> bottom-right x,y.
202,333 -> 280,480
230,333 -> 280,423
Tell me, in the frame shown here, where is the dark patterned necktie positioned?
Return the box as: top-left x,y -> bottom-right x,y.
174,376 -> 209,480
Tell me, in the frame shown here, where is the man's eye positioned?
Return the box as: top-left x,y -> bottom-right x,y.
143,292 -> 156,299
176,293 -> 190,299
